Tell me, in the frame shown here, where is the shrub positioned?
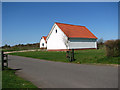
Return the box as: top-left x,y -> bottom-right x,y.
97,38 -> 104,49
105,39 -> 120,57
97,43 -> 105,49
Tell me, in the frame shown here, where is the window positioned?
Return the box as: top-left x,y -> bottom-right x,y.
42,43 -> 44,46
56,29 -> 57,33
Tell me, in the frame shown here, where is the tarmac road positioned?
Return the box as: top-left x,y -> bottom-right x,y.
8,55 -> 118,88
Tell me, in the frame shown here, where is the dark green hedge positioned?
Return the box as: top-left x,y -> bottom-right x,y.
105,39 -> 120,57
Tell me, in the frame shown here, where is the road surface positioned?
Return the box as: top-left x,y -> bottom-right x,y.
8,55 -> 118,88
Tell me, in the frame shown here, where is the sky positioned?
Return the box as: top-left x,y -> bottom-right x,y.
2,2 -> 118,46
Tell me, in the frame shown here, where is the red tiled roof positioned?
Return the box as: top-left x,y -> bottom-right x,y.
55,22 -> 97,39
42,36 -> 47,41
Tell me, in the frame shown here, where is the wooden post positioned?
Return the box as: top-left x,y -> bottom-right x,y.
7,54 -> 8,67
69,49 -> 72,62
2,51 -> 4,70
66,49 -> 75,62
72,49 -> 74,61
1,51 -> 8,70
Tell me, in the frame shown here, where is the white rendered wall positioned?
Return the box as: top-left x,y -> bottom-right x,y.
47,24 -> 68,50
69,38 -> 97,49
40,38 -> 47,48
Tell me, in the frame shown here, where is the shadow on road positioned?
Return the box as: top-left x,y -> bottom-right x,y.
7,68 -> 22,71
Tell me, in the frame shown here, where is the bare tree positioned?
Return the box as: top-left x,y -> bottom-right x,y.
97,38 -> 104,45
60,34 -> 69,49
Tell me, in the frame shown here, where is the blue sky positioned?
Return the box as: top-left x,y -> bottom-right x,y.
2,2 -> 118,46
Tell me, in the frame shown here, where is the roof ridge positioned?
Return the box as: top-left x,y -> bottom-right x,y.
55,22 -> 85,27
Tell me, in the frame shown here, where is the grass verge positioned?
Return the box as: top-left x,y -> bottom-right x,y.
9,49 -> 120,64
2,68 -> 37,88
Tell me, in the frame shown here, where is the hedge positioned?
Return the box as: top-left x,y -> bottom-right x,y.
104,39 -> 120,57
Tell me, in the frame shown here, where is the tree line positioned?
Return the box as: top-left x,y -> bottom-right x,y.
2,43 -> 40,51
2,39 -> 120,57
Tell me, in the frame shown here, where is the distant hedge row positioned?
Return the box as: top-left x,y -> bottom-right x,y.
105,39 -> 120,57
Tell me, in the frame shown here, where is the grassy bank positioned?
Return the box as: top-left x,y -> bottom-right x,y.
9,49 -> 119,64
2,68 -> 37,88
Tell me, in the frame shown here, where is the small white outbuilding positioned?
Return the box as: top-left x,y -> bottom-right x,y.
40,22 -> 98,51
40,36 -> 47,49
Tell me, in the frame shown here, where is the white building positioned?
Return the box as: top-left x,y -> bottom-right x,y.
40,36 -> 47,49
41,22 -> 97,51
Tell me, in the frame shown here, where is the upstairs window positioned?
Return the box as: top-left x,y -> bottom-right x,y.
42,43 -> 44,46
56,29 -> 57,33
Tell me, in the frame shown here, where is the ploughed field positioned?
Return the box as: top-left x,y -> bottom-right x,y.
9,49 -> 119,64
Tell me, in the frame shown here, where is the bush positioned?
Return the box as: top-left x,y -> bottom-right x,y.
105,39 -> 120,57
97,43 -> 104,49
97,38 -> 104,49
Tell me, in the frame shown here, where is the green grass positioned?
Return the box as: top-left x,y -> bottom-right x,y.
9,49 -> 120,64
2,68 -> 37,88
